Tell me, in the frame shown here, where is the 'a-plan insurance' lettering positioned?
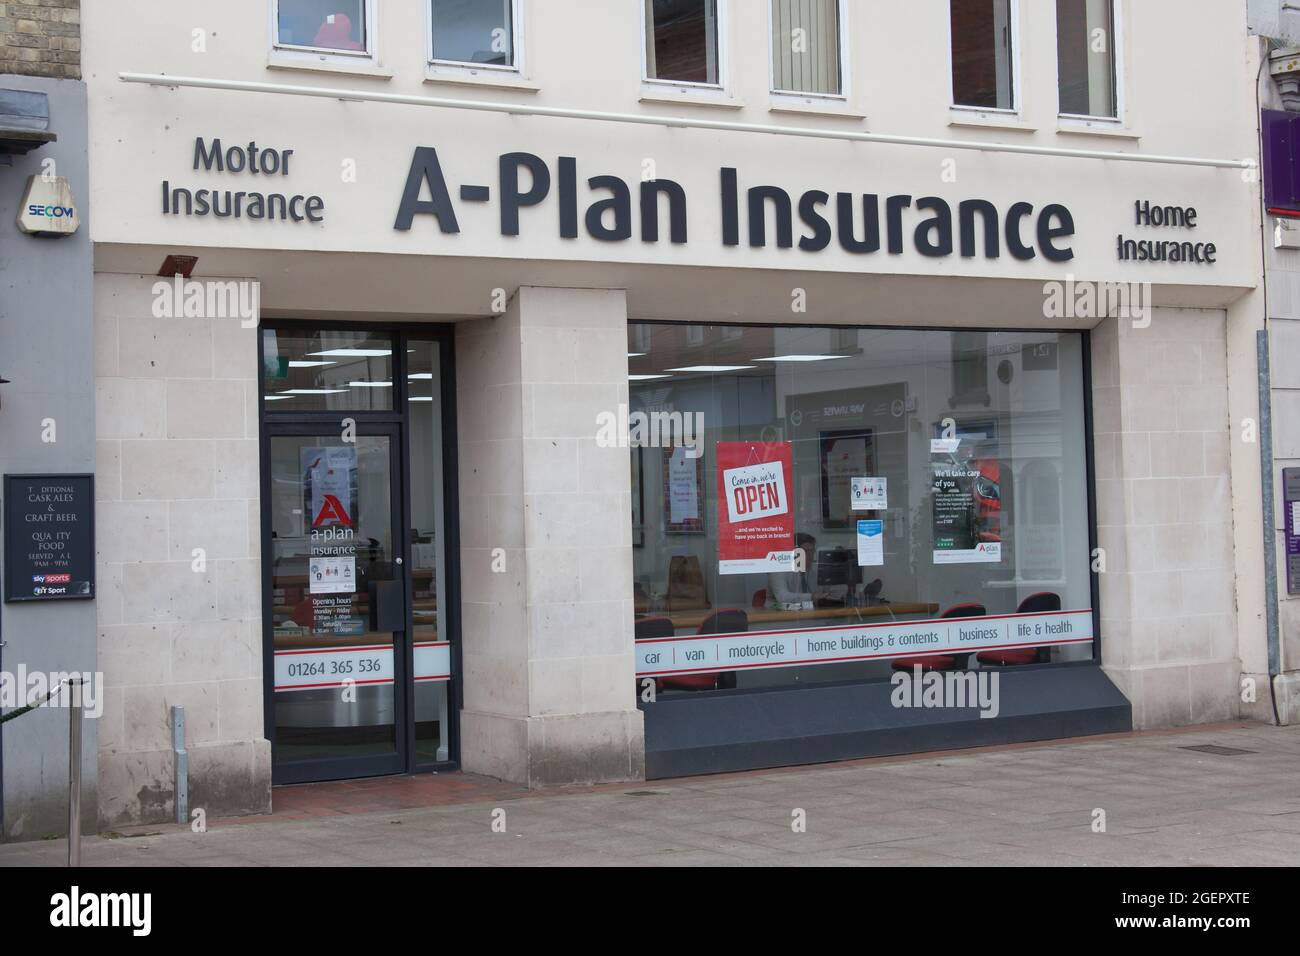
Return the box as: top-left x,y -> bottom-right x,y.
394,147 -> 1075,262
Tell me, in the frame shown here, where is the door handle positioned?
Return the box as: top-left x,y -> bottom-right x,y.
368,580 -> 406,633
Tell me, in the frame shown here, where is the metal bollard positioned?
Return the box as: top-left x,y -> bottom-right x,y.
67,678 -> 83,868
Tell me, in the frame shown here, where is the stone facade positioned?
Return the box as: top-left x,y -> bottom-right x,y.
92,273 -> 270,826
1092,308 -> 1241,728
0,0 -> 80,80
456,287 -> 645,787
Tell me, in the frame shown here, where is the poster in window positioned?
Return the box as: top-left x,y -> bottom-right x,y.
301,447 -> 361,633
716,441 -> 796,575
820,430 -> 873,529
301,446 -> 358,530
663,445 -> 705,534
930,423 -> 1002,564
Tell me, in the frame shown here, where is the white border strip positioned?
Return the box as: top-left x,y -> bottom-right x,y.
118,73 -> 1250,169
636,609 -> 1093,677
274,640 -> 451,692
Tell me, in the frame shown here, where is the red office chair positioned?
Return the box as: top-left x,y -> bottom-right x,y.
635,617 -> 675,640
658,608 -> 748,692
891,602 -> 986,672
751,588 -> 768,608
977,592 -> 1062,666
699,609 -> 748,634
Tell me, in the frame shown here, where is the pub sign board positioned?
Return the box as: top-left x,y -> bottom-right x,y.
3,474 -> 95,603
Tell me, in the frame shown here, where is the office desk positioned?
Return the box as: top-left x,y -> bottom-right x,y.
642,602 -> 939,632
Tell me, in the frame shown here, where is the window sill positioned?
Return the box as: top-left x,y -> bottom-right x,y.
769,95 -> 865,120
1056,118 -> 1139,140
423,66 -> 539,93
267,54 -> 392,80
639,86 -> 743,110
948,108 -> 1036,132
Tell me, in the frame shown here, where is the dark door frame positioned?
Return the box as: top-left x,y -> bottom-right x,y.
258,321 -> 462,785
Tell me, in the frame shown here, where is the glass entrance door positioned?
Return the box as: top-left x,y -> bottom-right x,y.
268,426 -> 406,782
261,326 -> 458,785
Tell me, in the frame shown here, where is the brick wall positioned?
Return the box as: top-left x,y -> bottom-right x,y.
0,0 -> 80,80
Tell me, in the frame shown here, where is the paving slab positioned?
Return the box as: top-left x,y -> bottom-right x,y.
3,722 -> 1298,866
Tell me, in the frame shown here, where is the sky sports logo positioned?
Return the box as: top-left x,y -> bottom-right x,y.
50,887 -> 151,936
32,574 -> 71,585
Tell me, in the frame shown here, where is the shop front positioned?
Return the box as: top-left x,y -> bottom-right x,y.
80,0 -> 1264,820
258,326 -> 459,783
627,322 -> 1123,776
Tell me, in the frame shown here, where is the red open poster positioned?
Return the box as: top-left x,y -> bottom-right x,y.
716,441 -> 797,576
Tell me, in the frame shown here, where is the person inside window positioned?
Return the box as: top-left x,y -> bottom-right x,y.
768,532 -> 846,607
313,12 -> 363,51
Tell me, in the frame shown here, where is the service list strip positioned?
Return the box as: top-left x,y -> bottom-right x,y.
635,610 -> 1094,677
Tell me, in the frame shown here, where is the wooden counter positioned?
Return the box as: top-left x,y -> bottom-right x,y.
639,602 -> 939,632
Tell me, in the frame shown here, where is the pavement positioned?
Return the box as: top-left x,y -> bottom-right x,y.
2,721 -> 1298,866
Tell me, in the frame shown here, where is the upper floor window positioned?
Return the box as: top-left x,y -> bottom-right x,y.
644,0 -> 721,87
430,0 -> 517,70
770,0 -> 844,96
950,0 -> 1016,110
275,0 -> 372,56
1056,0 -> 1118,118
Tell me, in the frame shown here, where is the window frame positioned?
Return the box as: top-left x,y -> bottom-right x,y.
625,318 -> 1102,677
766,0 -> 850,101
270,0 -> 378,64
640,0 -> 731,94
946,0 -> 1022,117
1056,0 -> 1125,124
426,0 -> 524,75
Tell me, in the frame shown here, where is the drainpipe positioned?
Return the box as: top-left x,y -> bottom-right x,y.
1261,44 -> 1292,725
1258,331 -> 1283,726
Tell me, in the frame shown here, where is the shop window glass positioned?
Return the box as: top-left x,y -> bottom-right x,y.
431,0 -> 515,68
628,324 -> 1094,696
950,0 -> 1015,109
277,0 -> 368,53
771,0 -> 842,96
262,328 -> 395,412
645,0 -> 720,86
1056,0 -> 1117,118
406,340 -> 453,763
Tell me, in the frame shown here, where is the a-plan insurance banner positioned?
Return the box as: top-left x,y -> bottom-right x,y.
716,441 -> 796,576
635,609 -> 1094,678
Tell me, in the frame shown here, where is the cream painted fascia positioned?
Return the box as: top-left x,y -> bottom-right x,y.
82,0 -> 1259,293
